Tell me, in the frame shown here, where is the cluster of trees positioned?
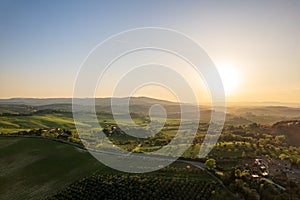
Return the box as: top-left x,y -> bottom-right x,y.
49,174 -> 226,200
205,158 -> 217,170
6,128 -> 83,145
95,122 -> 300,169
216,167 -> 300,200
203,124 -> 300,166
100,126 -> 174,151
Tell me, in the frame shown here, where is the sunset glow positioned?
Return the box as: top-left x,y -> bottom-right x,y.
217,64 -> 241,96
0,1 -> 299,104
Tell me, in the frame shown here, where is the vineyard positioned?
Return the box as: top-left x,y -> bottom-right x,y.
49,174 -> 225,200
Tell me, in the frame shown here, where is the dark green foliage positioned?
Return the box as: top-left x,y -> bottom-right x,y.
49,174 -> 221,200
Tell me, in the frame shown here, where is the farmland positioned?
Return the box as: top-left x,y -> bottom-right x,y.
0,137 -> 104,199
0,98 -> 300,199
49,174 -> 223,200
0,137 -> 229,200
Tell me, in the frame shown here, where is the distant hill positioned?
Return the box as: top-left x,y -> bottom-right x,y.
228,106 -> 300,117
0,104 -> 34,115
271,120 -> 300,146
0,97 -> 199,117
0,98 -> 72,106
1,97 -> 299,125
0,97 -> 179,106
226,106 -> 300,124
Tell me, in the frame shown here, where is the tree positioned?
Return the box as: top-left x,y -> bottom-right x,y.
242,151 -> 246,158
279,153 -> 289,160
205,158 -> 216,170
235,169 -> 241,178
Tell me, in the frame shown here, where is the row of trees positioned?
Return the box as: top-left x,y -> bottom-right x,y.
49,174 -> 224,200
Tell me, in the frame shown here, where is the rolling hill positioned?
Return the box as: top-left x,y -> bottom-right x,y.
0,137 -> 105,199
271,120 -> 300,146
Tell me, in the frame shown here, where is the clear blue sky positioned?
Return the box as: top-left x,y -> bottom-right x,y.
1,0 -> 300,102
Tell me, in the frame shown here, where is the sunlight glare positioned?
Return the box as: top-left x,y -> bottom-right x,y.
217,64 -> 241,96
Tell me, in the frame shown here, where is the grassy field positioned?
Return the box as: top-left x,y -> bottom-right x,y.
0,112 -> 153,134
0,137 -> 108,200
1,109 -> 299,199
0,114 -> 76,133
0,136 -> 227,200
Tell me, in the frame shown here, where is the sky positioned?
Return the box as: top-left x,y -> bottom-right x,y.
0,0 -> 300,103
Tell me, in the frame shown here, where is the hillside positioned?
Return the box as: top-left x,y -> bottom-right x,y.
1,97 -> 300,135
271,120 -> 300,146
0,137 -> 104,199
0,137 -> 229,200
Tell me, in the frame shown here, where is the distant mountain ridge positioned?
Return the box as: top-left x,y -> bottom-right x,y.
0,97 -> 200,117
0,97 -> 179,106
1,97 -> 299,107
1,97 -> 299,126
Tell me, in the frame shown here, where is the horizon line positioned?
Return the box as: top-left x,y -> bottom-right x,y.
0,96 -> 299,105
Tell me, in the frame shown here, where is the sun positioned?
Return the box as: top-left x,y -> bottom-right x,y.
216,64 -> 241,96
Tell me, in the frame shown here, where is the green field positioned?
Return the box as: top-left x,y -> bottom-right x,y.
0,114 -> 76,133
0,137 -> 107,199
0,137 -> 229,200
0,100 -> 300,199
